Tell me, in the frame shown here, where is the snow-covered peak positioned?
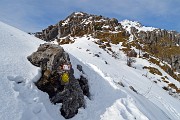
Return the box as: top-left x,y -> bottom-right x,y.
121,19 -> 142,28
120,19 -> 156,33
74,11 -> 86,16
63,12 -> 109,25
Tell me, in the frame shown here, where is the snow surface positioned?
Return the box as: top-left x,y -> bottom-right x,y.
62,36 -> 180,120
120,20 -> 156,33
0,21 -> 62,120
0,20 -> 180,120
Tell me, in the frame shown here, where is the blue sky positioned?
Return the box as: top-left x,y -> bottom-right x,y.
0,0 -> 180,32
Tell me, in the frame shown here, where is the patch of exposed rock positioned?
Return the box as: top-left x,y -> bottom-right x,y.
27,43 -> 89,119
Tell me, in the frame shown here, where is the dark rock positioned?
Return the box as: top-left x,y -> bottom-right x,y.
86,49 -> 90,52
143,53 -> 149,58
110,18 -> 118,25
94,54 -> 100,57
78,75 -> 90,98
171,55 -> 180,73
130,27 -> 138,34
59,77 -> 85,119
77,64 -> 83,73
117,81 -> 125,87
129,86 -> 138,93
27,43 -> 85,119
153,81 -> 157,83
162,86 -> 169,91
128,49 -> 137,57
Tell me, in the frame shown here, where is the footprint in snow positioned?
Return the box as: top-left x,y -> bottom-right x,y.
33,104 -> 42,114
7,75 -> 39,103
7,75 -> 25,84
7,75 -> 43,116
7,75 -> 26,91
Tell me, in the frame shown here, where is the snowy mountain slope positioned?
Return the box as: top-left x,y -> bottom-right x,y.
0,21 -> 64,120
0,21 -> 41,120
61,36 -> 180,120
69,55 -> 170,120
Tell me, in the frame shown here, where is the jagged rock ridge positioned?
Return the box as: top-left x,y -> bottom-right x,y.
35,12 -> 123,41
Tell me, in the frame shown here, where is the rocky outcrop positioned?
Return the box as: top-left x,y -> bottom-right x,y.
27,43 -> 89,119
78,75 -> 90,98
171,55 -> 180,73
35,25 -> 58,41
131,28 -> 180,73
128,49 -> 137,57
35,12 -> 123,41
137,30 -> 180,46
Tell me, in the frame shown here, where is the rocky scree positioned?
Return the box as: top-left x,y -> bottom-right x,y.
27,43 -> 90,119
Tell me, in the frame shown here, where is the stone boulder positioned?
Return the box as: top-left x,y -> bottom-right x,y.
128,49 -> 137,57
130,27 -> 138,34
27,43 -> 86,119
78,75 -> 90,98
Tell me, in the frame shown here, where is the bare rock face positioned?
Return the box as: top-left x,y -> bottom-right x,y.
27,43 -> 65,70
130,27 -> 138,34
137,29 -> 180,46
134,29 -> 180,73
35,12 -> 123,41
27,43 -> 87,119
172,55 -> 180,73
